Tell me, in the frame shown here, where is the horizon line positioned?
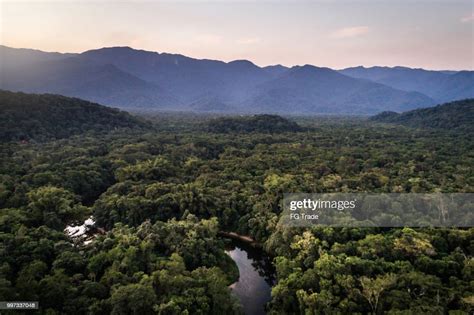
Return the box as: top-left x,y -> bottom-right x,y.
1,44 -> 472,72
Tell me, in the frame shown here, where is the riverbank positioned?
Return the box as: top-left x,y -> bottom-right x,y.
219,231 -> 261,247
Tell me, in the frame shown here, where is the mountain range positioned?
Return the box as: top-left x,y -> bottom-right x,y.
1,45 -> 473,114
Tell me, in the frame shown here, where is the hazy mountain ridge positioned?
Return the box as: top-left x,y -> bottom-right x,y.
340,66 -> 474,104
243,65 -> 434,114
0,45 -> 76,70
1,52 -> 179,109
79,47 -> 272,106
1,45 -> 472,114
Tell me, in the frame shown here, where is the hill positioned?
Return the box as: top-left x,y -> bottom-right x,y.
370,98 -> 474,131
0,90 -> 149,141
207,114 -> 303,133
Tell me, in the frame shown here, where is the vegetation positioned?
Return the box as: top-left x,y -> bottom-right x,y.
371,98 -> 474,131
0,90 -> 150,141
207,114 -> 304,133
0,93 -> 473,314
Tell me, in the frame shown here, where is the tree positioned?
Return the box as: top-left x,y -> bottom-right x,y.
360,273 -> 396,314
27,186 -> 88,229
110,281 -> 157,315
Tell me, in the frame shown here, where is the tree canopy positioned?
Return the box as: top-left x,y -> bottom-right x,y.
0,98 -> 472,314
371,98 -> 474,132
0,90 -> 150,141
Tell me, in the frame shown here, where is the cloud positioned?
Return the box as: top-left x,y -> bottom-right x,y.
194,34 -> 222,45
461,13 -> 474,23
331,26 -> 369,39
235,37 -> 261,45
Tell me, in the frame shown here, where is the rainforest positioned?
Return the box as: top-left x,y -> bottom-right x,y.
0,91 -> 473,314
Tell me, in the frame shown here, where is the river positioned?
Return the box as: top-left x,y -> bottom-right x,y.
67,220 -> 276,314
226,240 -> 276,315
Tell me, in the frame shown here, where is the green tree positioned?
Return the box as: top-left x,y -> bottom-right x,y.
27,186 -> 88,229
360,273 -> 397,314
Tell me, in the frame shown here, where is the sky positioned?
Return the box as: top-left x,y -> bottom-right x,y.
1,0 -> 473,70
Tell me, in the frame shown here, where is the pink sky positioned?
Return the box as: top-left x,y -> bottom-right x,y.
1,1 -> 473,70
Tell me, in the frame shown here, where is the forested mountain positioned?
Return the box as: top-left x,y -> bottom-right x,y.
6,45 -> 472,114
371,98 -> 474,131
207,114 -> 304,133
340,66 -> 474,103
0,90 -> 149,141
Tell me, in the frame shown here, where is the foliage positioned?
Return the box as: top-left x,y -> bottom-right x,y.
371,98 -> 474,132
0,90 -> 150,141
0,109 -> 473,314
207,114 -> 304,133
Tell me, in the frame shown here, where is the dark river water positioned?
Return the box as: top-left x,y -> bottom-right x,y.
226,240 -> 276,315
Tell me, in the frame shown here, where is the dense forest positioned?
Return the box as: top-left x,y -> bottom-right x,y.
206,115 -> 304,133
0,92 -> 473,314
371,98 -> 474,132
0,90 -> 149,141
